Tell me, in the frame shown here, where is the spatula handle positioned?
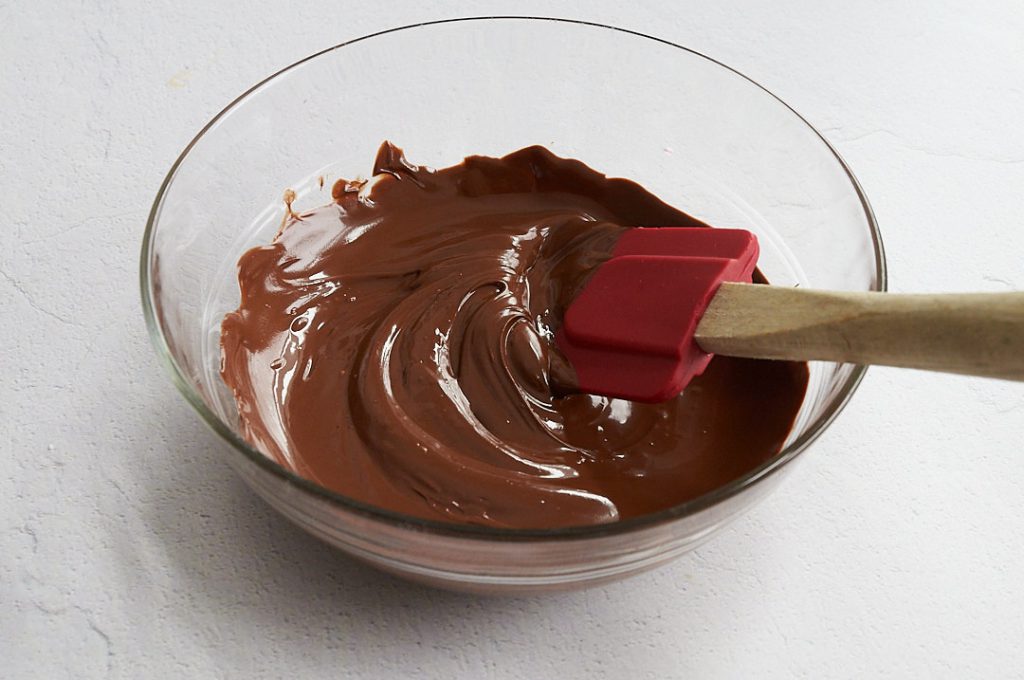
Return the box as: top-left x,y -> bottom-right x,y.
695,283 -> 1024,380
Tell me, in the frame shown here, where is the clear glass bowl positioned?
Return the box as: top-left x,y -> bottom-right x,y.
140,17 -> 885,593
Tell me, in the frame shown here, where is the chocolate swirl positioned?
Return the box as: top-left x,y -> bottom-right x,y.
221,144 -> 808,528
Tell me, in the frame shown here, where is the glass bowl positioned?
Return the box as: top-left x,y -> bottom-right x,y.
140,17 -> 885,593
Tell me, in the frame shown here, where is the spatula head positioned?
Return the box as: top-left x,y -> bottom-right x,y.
556,227 -> 759,402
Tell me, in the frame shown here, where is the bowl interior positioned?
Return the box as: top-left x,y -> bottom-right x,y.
142,17 -> 884,539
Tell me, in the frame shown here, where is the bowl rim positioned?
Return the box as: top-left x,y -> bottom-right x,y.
140,15 -> 887,541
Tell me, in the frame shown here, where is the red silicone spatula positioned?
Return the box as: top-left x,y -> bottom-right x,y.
556,227 -> 1024,402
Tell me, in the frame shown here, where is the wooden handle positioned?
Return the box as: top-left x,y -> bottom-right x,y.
695,282 -> 1024,380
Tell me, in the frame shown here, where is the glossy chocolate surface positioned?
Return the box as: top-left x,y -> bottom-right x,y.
221,144 -> 809,528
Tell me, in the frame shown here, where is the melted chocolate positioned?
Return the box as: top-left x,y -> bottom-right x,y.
221,143 -> 809,528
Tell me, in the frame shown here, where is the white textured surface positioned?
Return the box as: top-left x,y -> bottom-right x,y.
3,1 -> 1023,677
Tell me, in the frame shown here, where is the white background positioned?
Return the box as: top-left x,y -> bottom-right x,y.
3,1 -> 1023,678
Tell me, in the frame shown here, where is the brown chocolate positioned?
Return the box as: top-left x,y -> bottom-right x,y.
221,143 -> 809,528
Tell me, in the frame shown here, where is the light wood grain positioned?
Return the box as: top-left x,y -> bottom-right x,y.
695,282 -> 1024,380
